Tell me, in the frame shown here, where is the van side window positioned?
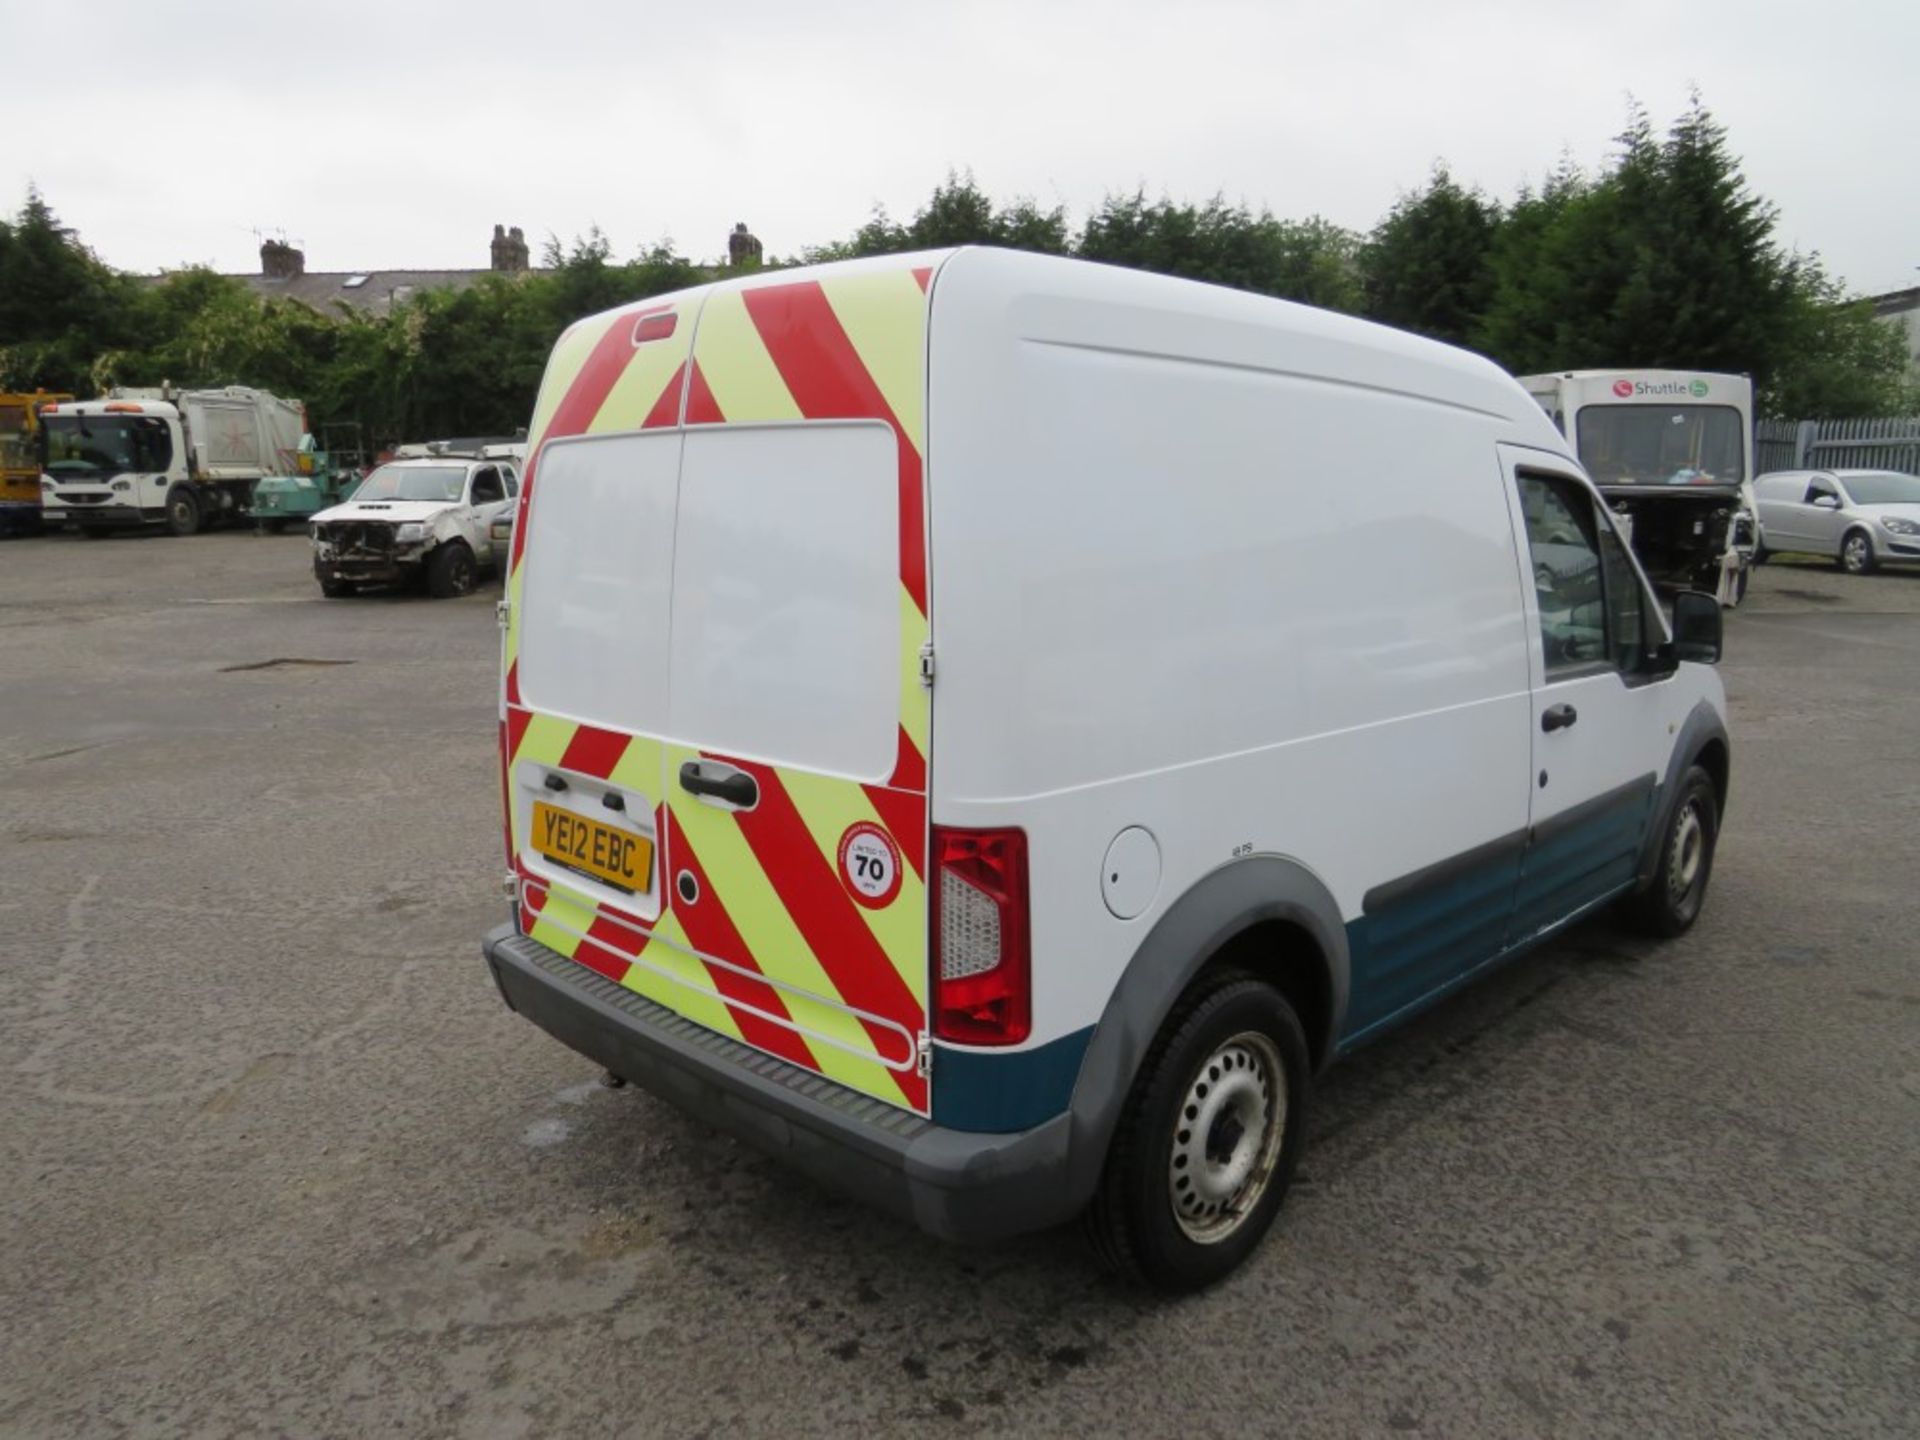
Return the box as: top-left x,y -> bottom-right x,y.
1595,511 -> 1649,672
1518,474 -> 1607,674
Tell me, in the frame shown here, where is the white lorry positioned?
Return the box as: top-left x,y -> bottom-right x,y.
39,386 -> 305,536
1516,370 -> 1759,605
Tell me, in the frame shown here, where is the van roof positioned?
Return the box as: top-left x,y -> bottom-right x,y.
553,245 -> 1559,443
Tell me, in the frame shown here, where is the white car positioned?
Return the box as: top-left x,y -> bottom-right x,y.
1753,469 -> 1920,575
310,457 -> 518,598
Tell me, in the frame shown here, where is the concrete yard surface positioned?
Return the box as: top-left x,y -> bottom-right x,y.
1,532 -> 1916,1438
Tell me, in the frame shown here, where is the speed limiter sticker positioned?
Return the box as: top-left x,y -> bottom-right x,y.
837,822 -> 903,909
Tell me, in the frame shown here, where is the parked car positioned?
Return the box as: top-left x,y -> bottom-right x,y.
482,248 -> 1731,1292
309,455 -> 518,597
1752,469 -> 1920,575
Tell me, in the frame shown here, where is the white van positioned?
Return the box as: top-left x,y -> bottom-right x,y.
481,249 -> 1730,1290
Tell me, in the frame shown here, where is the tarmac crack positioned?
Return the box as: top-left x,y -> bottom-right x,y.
218,657 -> 355,673
12,873 -> 423,1111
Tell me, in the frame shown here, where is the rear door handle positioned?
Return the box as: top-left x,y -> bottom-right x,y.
679,759 -> 758,809
1540,703 -> 1578,733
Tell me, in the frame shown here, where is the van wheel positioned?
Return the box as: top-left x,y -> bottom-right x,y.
1622,764 -> 1719,938
426,541 -> 476,598
1086,974 -> 1309,1292
164,487 -> 200,537
1838,529 -> 1875,576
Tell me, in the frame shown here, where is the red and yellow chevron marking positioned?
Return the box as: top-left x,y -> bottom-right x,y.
504,712 -> 930,1110
500,260 -> 939,1115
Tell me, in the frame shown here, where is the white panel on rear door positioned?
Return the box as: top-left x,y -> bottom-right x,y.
669,422 -> 898,781
518,432 -> 680,732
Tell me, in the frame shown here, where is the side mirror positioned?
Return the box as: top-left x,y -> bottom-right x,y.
1670,590 -> 1723,664
1811,494 -> 1840,509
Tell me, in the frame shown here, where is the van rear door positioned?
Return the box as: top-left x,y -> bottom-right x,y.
505,265 -> 936,1115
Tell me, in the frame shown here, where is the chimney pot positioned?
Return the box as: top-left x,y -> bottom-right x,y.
260,239 -> 305,280
492,224 -> 530,273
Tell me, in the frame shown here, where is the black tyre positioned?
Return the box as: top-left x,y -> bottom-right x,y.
1622,764 -> 1719,938
1751,538 -> 1769,565
425,541 -> 477,598
1086,974 -> 1310,1293
256,518 -> 288,535
164,487 -> 200,537
1731,564 -> 1749,606
1838,528 -> 1875,576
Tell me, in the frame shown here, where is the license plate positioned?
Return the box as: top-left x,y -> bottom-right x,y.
530,800 -> 653,894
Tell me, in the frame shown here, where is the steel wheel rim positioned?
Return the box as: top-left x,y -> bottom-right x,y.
451,553 -> 473,591
1669,800 -> 1705,903
1168,1030 -> 1286,1245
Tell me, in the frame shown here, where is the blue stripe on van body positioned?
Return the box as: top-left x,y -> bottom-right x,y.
1507,775 -> 1656,944
929,776 -> 1659,1131
931,1026 -> 1095,1133
1341,830 -> 1527,1038
1339,774 -> 1658,1049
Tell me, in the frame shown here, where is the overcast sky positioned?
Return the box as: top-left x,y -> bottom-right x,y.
8,0 -> 1913,295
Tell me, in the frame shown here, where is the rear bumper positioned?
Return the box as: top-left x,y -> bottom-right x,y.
481,924 -> 1078,1242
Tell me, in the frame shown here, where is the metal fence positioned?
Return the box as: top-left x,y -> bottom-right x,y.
1757,417 -> 1920,474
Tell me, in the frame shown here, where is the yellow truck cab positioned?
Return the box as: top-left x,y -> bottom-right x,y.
0,391 -> 71,536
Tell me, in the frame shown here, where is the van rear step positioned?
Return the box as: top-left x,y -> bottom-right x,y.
487,926 -> 927,1136
482,924 -> 1077,1241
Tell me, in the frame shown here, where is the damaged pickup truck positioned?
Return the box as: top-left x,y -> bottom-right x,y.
309,456 -> 517,598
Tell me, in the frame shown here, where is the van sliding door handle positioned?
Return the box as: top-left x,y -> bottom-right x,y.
1540,703 -> 1579,733
679,760 -> 758,808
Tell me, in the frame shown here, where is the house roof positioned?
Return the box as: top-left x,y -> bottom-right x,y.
1868,286 -> 1920,317
231,268 -> 541,316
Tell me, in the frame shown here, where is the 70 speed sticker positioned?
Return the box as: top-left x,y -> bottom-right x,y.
837,822 -> 903,909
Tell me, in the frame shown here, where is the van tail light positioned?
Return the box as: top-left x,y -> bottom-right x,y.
930,826 -> 1030,1045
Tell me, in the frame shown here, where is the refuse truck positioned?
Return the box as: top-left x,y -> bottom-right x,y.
39,386 -> 306,536
1517,369 -> 1759,606
0,390 -> 72,536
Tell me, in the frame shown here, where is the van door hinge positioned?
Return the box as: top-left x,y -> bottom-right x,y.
918,641 -> 935,688
916,1031 -> 933,1079
495,597 -> 510,630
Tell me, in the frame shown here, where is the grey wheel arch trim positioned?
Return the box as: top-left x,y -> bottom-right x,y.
1054,855 -> 1349,1213
1634,700 -> 1730,891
